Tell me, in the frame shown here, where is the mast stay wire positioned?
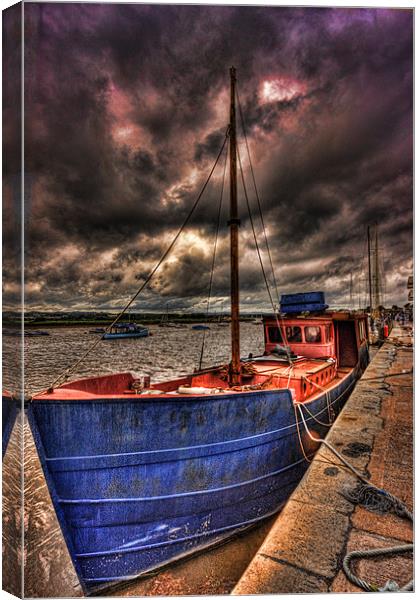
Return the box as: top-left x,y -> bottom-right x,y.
198,144 -> 228,370
236,86 -> 280,304
236,85 -> 293,359
49,130 -> 230,391
237,146 -> 293,367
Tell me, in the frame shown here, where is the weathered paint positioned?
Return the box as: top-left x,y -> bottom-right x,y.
27,370 -> 357,594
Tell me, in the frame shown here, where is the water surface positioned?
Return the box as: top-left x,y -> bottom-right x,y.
3,323 -> 265,395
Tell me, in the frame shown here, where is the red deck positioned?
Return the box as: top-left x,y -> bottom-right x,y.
31,311 -> 368,405
32,357 -> 349,404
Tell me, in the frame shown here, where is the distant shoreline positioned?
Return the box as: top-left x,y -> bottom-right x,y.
3,317 -> 261,328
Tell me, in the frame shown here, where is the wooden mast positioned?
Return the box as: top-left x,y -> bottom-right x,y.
229,66 -> 241,385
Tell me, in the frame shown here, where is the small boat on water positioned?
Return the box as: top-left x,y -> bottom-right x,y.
89,327 -> 106,334
192,324 -> 210,331
159,303 -> 183,328
3,329 -> 50,337
102,323 -> 149,340
27,68 -> 369,594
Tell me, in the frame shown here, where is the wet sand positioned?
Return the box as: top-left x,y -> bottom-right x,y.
2,411 -> 22,597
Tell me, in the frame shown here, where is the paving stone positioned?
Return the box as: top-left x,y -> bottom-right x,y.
352,505 -> 412,543
244,498 -> 349,580
233,555 -> 329,594
292,458 -> 357,515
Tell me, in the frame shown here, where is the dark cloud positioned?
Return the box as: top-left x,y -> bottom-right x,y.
3,3 -> 413,310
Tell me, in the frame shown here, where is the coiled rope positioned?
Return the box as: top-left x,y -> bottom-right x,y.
341,484 -> 413,592
295,402 -> 413,592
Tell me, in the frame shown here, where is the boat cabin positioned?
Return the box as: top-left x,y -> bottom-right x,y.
108,322 -> 144,334
264,312 -> 369,367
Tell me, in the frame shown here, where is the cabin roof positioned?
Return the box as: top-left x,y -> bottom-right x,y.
263,310 -> 367,322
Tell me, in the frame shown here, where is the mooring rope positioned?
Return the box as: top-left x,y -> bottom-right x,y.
301,375 -> 335,424
295,402 -> 413,592
300,399 -> 334,428
293,402 -> 312,463
49,131 -> 230,390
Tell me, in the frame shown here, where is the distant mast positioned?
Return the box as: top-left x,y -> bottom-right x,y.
229,66 -> 241,385
374,222 -> 381,311
367,226 -> 373,312
367,223 -> 382,318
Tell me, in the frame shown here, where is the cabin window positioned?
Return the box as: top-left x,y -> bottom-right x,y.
325,324 -> 332,343
268,326 -> 284,344
286,326 -> 302,343
305,326 -> 321,343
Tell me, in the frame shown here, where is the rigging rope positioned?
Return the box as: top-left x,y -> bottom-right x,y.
236,87 -> 294,366
237,147 -> 278,314
48,130 -> 230,390
237,145 -> 292,367
198,145 -> 228,370
236,87 -> 280,302
301,375 -> 334,423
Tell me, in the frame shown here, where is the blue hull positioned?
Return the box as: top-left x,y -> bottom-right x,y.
102,330 -> 149,340
27,368 -> 359,595
2,394 -> 18,459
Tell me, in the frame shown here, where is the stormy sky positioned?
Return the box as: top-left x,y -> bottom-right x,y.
3,3 -> 413,312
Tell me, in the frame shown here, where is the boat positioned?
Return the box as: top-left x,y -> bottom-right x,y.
216,303 -> 229,327
27,68 -> 369,595
192,324 -> 210,331
159,303 -> 183,328
89,327 -> 106,334
24,330 -> 50,337
102,322 -> 149,340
